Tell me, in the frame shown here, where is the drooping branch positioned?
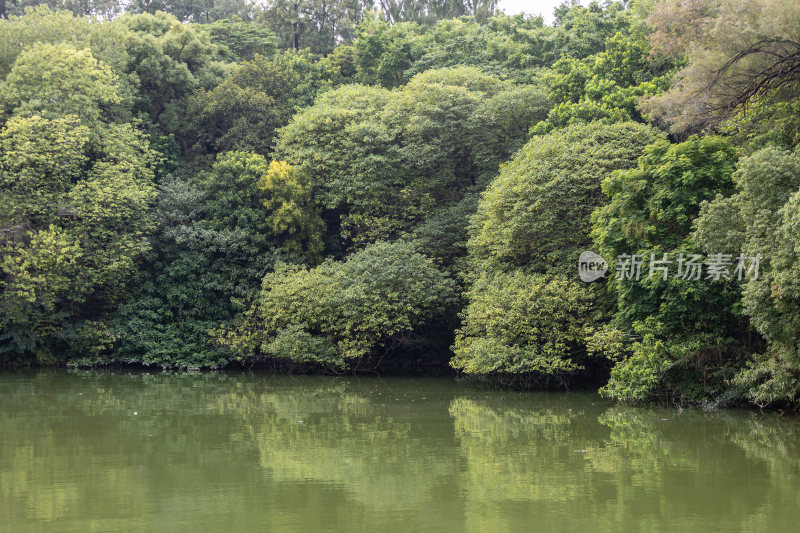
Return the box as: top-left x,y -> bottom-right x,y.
705,37 -> 800,116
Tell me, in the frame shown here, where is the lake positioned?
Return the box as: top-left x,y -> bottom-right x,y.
1,370 -> 799,532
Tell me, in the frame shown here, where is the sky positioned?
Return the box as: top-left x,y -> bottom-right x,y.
496,0 -> 575,24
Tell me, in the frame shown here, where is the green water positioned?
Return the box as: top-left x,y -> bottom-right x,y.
1,371 -> 799,532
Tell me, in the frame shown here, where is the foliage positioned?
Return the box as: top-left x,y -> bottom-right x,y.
127,0 -> 257,23
274,82 -> 394,221
111,151 -> 322,368
533,31 -> 675,134
406,15 -> 550,82
204,17 -> 278,61
185,54 -> 292,156
695,147 -> 800,404
411,193 -> 477,273
643,0 -> 800,136
0,115 -> 158,363
551,0 -> 629,60
259,160 -> 324,260
352,6 -> 633,89
592,136 -> 745,401
0,7 -> 229,136
1,0 -> 123,19
0,42 -> 122,125
277,66 -> 546,249
470,121 -> 663,274
351,3 -> 641,90
451,271 -> 597,380
116,11 -> 225,122
0,6 -> 132,83
351,15 -> 422,87
183,49 -> 347,158
376,0 -> 499,26
217,241 -> 456,368
452,121 -> 661,382
256,0 -> 366,55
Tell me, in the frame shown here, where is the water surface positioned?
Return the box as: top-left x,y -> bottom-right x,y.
1,371 -> 799,532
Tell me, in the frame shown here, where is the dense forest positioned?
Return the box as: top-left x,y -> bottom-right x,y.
2,0 -> 800,409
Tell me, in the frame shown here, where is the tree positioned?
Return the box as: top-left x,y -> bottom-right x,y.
695,146 -> 800,405
349,13 -> 558,89
0,6 -> 131,79
533,30 -> 675,134
376,0 -> 499,26
276,67 -> 545,250
643,0 -> 800,136
470,121 -> 664,274
185,54 -> 293,156
257,0 -> 366,55
592,136 -> 746,402
0,8 -> 226,131
351,15 -> 421,87
182,49 -> 347,159
451,270 -> 596,384
273,82 -> 397,247
2,0 -> 123,18
216,240 -> 456,369
452,122 -> 662,383
127,0 -> 257,23
0,43 -> 158,362
204,16 -> 279,61
551,0 -> 629,59
111,151 -> 323,368
405,14 -> 555,83
116,11 -> 225,124
259,160 -> 325,259
0,42 -> 122,125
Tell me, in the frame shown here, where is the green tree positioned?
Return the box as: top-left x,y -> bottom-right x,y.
217,240 -> 456,369
127,0 -> 257,23
185,54 -> 293,156
257,0 -> 366,55
111,151 -> 323,368
451,270 -> 596,384
377,0 -> 499,25
0,8 -> 225,132
183,49 -> 345,158
2,0 -> 123,18
0,114 -> 158,362
260,160 -> 324,259
350,3 -> 640,90
551,0 -> 629,59
695,147 -> 800,405
470,122 -> 663,273
452,122 -> 662,383
408,14 -> 551,83
352,15 -> 422,87
116,11 -> 226,123
592,136 -> 746,402
277,67 -> 545,250
533,31 -> 674,134
0,7 -> 130,79
0,42 -> 122,125
204,16 -> 279,61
